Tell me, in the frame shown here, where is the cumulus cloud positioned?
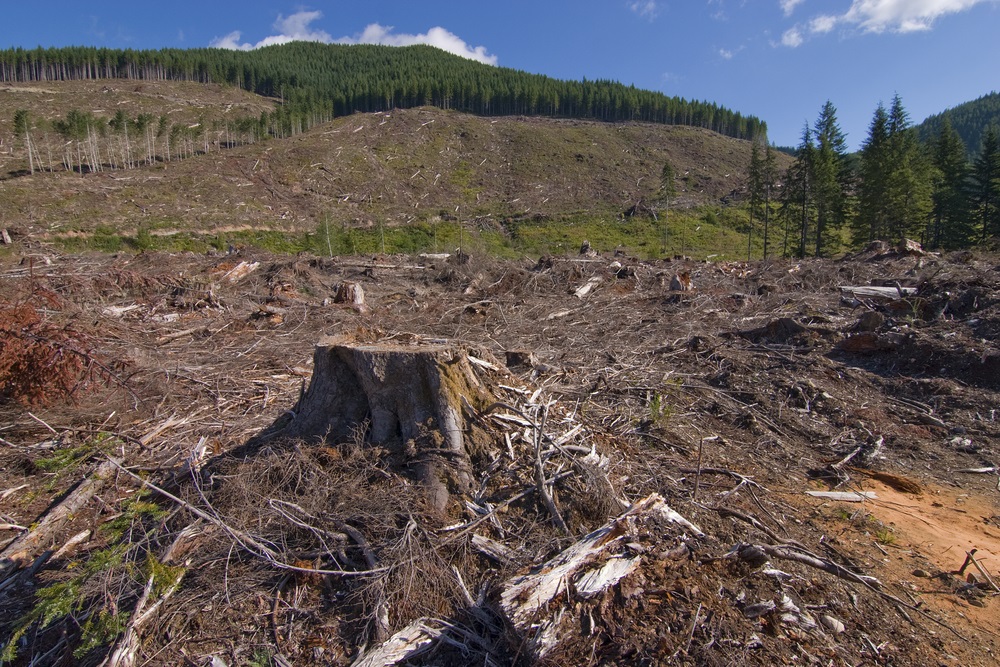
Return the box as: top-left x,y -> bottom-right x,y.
210,10 -> 331,50
840,0 -> 991,33
337,24 -> 497,65
781,27 -> 804,46
775,0 -> 992,47
628,1 -> 660,20
210,10 -> 497,65
809,14 -> 838,33
780,0 -> 805,16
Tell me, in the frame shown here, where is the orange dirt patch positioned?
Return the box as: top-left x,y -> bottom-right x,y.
866,479 -> 1000,577
865,478 -> 1000,639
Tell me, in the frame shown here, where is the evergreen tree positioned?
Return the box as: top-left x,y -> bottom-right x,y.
855,103 -> 891,244
658,161 -> 677,256
747,139 -> 764,260
811,101 -> 850,256
885,95 -> 933,241
930,117 -> 972,248
13,108 -> 35,174
762,141 -> 777,259
974,127 -> 1000,241
778,124 -> 815,258
747,136 -> 777,259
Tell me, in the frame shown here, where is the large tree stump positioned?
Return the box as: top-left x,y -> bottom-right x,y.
279,339 -> 494,511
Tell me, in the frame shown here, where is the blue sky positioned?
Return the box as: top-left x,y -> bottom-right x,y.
3,1 -> 998,150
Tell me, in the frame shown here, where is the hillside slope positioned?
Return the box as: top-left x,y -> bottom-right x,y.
1,81 -> 787,254
915,91 -> 1000,155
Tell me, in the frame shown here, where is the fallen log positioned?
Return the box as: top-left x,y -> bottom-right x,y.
0,458 -> 119,580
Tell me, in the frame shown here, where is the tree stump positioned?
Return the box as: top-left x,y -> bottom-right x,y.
279,339 -> 494,511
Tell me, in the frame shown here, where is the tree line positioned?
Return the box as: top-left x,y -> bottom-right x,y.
0,42 -> 765,141
746,95 -> 1000,256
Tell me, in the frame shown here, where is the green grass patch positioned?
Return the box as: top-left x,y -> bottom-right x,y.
47,201 -> 789,261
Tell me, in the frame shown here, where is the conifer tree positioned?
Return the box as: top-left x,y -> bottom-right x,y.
856,103 -> 891,244
974,127 -> 1000,241
747,139 -> 764,260
762,141 -> 777,259
811,101 -> 850,256
13,108 -> 35,174
658,161 -> 677,256
930,117 -> 972,248
885,95 -> 933,241
778,124 -> 815,258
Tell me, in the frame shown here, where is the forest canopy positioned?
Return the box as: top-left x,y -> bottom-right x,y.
0,42 -> 765,140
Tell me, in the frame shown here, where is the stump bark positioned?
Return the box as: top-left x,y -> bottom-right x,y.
280,340 -> 493,511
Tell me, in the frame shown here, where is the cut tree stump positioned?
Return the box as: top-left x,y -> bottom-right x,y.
276,340 -> 494,511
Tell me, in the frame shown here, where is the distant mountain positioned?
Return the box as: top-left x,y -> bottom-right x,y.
915,92 -> 1000,155
0,42 -> 765,141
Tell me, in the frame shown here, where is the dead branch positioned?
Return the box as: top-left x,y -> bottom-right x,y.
108,458 -> 390,578
955,549 -> 1000,593
532,403 -> 569,534
753,543 -> 966,639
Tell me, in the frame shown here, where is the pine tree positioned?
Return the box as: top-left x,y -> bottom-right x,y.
778,124 -> 815,258
811,101 -> 850,256
856,103 -> 891,244
762,142 -> 777,259
658,161 -> 677,256
747,139 -> 764,260
930,117 -> 972,248
13,108 -> 35,174
974,127 -> 1000,241
885,95 -> 933,241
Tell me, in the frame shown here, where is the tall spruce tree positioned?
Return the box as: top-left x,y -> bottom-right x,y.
856,103 -> 891,244
778,123 -> 815,258
974,127 -> 1000,241
885,95 -> 933,241
747,136 -> 778,259
930,117 -> 972,248
747,139 -> 763,260
811,101 -> 850,256
762,142 -> 777,259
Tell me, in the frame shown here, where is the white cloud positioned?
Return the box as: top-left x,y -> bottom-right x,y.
719,48 -> 734,59
841,0 -> 991,33
774,0 -> 992,48
210,11 -> 497,65
809,14 -> 838,33
210,10 -> 331,50
781,27 -> 804,46
628,1 -> 660,20
780,0 -> 805,16
337,24 -> 497,65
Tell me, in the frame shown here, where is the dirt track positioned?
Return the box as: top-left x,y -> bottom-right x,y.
1,245 -> 998,665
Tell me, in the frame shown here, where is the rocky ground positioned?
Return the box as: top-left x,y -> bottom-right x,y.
1,243 -> 998,666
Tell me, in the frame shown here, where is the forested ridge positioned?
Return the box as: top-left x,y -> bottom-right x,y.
915,91 -> 1000,158
0,42 -> 764,140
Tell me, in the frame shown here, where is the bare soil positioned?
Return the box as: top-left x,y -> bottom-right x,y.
1,244 -> 998,666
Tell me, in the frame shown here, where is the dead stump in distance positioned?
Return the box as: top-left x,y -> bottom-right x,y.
280,339 -> 494,511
